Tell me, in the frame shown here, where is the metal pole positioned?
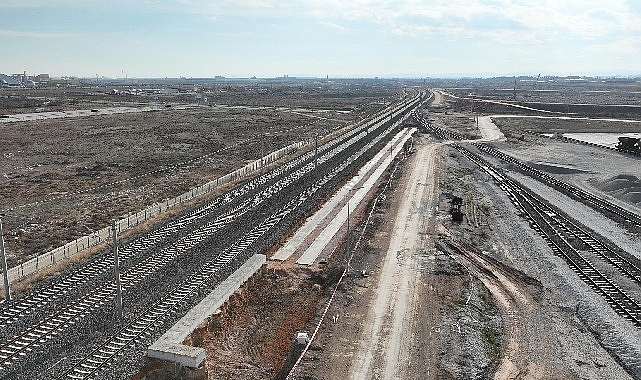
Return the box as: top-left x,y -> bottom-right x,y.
0,216 -> 11,301
346,203 -> 350,256
260,134 -> 265,175
314,133 -> 318,177
111,220 -> 123,322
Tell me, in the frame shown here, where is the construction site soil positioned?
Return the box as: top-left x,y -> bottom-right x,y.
167,133 -> 639,380
3,83 -> 641,380
174,90 -> 640,380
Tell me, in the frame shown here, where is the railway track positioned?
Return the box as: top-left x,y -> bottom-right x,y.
474,143 -> 641,230
414,111 -> 641,229
0,92 -> 427,379
413,111 -> 465,141
453,144 -> 641,327
60,168 -> 326,380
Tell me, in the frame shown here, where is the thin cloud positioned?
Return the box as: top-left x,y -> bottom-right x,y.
175,0 -> 641,42
320,21 -> 350,32
0,29 -> 71,38
586,36 -> 641,55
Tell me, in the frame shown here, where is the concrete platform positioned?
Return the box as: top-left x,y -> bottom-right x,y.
148,254 -> 266,368
270,132 -> 402,261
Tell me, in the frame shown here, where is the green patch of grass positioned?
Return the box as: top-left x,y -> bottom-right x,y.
482,328 -> 502,361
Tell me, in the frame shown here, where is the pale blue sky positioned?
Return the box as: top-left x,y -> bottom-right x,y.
1,0 -> 640,78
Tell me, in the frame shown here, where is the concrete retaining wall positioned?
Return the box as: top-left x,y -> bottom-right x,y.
147,254 -> 266,368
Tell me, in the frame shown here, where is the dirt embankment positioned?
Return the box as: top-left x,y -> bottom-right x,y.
201,267 -> 325,380
137,131 -> 639,380
138,90 -> 641,380
287,137 -> 502,380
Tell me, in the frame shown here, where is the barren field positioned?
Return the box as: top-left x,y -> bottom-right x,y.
0,82 -> 398,269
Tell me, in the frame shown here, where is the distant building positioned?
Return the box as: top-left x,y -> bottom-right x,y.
0,73 -> 21,88
49,77 -> 80,87
35,74 -> 50,84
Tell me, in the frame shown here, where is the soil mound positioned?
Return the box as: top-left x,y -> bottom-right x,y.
595,174 -> 641,206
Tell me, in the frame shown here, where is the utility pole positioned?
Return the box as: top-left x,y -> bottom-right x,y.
314,133 -> 319,178
111,220 -> 123,322
0,215 -> 10,301
346,203 -> 350,257
260,136 -> 264,175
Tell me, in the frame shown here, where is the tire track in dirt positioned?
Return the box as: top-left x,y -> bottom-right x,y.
442,239 -> 579,380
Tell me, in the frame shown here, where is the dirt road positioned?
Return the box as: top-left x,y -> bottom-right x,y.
478,116 -> 507,142
349,142 -> 441,379
431,90 -> 444,107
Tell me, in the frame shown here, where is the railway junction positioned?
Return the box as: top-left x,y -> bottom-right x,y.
1,81 -> 641,379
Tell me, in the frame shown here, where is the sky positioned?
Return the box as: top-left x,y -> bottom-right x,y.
1,0 -> 641,78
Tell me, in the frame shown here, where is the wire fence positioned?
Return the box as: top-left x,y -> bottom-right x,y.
3,141 -> 307,286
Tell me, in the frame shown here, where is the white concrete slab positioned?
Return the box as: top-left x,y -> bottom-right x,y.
271,131 -> 408,262
296,128 -> 416,266
272,129 -> 412,262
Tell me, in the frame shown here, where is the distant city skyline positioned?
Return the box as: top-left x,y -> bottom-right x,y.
1,1 -> 640,79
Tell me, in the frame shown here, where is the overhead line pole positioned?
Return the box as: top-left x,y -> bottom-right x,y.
0,215 -> 10,301
112,220 -> 123,322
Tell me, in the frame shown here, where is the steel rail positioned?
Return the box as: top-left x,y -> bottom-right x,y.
0,94 -> 418,329
454,144 -> 641,327
474,143 -> 641,229
56,96 -> 426,380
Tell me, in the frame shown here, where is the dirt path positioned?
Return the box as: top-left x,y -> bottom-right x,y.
478,116 -> 507,142
454,242 -> 555,379
348,142 -> 440,379
431,90 -> 444,106
442,238 -> 634,380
